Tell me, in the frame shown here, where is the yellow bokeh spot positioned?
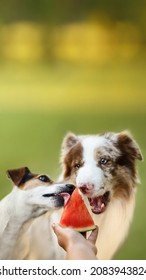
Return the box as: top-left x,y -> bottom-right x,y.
1,22 -> 44,62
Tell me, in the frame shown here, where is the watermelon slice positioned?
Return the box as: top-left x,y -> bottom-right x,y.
60,188 -> 96,232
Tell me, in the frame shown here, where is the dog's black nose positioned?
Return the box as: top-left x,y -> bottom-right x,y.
66,184 -> 76,192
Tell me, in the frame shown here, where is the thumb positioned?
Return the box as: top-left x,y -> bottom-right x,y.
52,223 -> 61,235
87,226 -> 98,244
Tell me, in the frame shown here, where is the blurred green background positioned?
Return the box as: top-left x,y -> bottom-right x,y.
0,0 -> 146,259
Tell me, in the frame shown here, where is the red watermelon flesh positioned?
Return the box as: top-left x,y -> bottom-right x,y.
60,188 -> 96,232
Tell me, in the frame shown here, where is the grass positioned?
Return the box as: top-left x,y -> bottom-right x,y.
0,60 -> 146,259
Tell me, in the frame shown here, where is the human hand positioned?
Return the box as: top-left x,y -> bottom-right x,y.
52,223 -> 98,259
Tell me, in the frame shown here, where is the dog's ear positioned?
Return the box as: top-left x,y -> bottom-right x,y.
60,133 -> 80,179
7,167 -> 34,187
61,132 -> 79,154
117,130 -> 143,161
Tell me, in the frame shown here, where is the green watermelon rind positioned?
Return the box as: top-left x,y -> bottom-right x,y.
75,224 -> 97,232
60,224 -> 96,232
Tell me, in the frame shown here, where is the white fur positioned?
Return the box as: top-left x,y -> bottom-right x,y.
93,193 -> 136,259
0,184 -> 66,259
76,136 -> 113,196
76,137 -> 106,195
16,211 -> 65,260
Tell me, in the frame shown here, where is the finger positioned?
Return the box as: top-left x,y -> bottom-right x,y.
88,226 -> 98,244
52,223 -> 67,250
52,222 -> 56,231
52,223 -> 61,236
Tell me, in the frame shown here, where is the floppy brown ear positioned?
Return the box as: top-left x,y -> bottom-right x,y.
7,167 -> 33,187
117,131 -> 143,161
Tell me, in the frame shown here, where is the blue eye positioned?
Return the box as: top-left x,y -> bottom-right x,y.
100,158 -> 108,165
38,175 -> 51,182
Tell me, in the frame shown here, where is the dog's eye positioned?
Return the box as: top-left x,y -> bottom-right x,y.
38,175 -> 51,182
100,158 -> 108,165
74,163 -> 81,170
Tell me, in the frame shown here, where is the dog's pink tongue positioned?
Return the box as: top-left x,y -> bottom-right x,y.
59,193 -> 71,206
89,197 -> 105,214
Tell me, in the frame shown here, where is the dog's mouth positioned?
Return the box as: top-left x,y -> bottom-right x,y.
88,191 -> 110,214
59,193 -> 72,206
59,184 -> 76,205
43,192 -> 71,208
43,184 -> 75,206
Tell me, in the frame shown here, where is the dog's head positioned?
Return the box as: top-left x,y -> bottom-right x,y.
7,167 -> 75,218
61,131 -> 143,214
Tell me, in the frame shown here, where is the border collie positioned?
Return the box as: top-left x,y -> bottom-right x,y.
60,130 -> 143,259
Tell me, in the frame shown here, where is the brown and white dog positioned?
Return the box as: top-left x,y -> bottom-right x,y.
60,130 -> 143,259
0,167 -> 75,259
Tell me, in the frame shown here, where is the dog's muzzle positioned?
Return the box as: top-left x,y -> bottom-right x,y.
78,183 -> 110,214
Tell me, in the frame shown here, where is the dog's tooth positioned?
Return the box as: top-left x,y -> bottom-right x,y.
101,203 -> 105,209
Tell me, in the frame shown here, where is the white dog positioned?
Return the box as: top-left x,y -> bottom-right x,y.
0,167 -> 75,259
60,130 -> 143,259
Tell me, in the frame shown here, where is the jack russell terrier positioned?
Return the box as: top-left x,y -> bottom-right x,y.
0,166 -> 75,259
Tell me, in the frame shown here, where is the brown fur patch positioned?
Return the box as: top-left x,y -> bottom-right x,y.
62,133 -> 78,154
112,165 -> 135,199
117,131 -> 142,160
20,176 -> 53,190
63,142 -> 83,179
115,132 -> 142,183
7,167 -> 36,188
7,167 -> 53,190
94,146 -> 120,164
